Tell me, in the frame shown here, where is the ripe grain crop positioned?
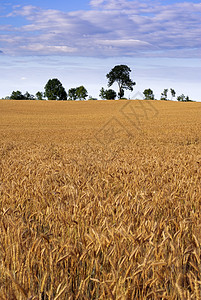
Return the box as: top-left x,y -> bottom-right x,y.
0,99 -> 201,299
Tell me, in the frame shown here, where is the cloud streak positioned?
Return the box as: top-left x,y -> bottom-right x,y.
0,1 -> 201,57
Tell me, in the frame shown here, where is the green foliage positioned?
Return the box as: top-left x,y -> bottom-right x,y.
68,86 -> 88,100
68,88 -> 77,100
36,91 -> 44,100
44,78 -> 67,100
76,86 -> 88,100
9,91 -> 35,100
143,89 -> 154,100
160,89 -> 168,100
99,87 -> 117,100
170,88 -> 176,100
106,65 -> 136,99
10,90 -> 25,100
177,94 -> 185,101
24,91 -> 35,100
177,94 -> 191,102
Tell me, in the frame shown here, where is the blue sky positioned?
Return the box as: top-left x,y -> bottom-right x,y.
0,0 -> 201,100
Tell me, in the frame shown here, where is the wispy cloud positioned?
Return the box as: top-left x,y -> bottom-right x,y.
19,44 -> 77,54
0,1 -> 200,57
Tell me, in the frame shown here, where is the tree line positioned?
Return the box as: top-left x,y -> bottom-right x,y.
6,82 -> 88,101
3,65 -> 192,101
143,88 -> 192,102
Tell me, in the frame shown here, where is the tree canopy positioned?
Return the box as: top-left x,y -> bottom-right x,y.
68,88 -> 77,100
170,88 -> 176,100
10,91 -> 25,100
160,89 -> 168,100
10,90 -> 34,100
76,86 -> 88,100
143,89 -> 154,100
106,65 -> 136,99
99,87 -> 117,100
36,91 -> 44,100
177,94 -> 191,102
44,78 -> 67,100
68,86 -> 88,100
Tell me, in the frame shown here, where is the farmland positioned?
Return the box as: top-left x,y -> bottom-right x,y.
0,99 -> 201,299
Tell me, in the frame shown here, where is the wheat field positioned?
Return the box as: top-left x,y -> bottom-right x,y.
0,99 -> 201,299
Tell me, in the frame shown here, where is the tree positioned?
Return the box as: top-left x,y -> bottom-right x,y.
10,90 -> 35,100
177,94 -> 191,102
160,89 -> 168,100
36,91 -> 44,100
24,91 -> 35,100
10,90 -> 25,100
99,87 -> 117,100
44,78 -> 67,100
143,89 -> 154,100
177,94 -> 185,101
106,65 -> 136,99
68,88 -> 78,100
170,88 -> 176,100
76,86 -> 88,100
68,86 -> 88,100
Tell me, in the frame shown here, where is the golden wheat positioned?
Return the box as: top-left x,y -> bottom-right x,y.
0,99 -> 201,299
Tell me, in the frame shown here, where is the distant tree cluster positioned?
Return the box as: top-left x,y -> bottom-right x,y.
5,79 -> 88,101
4,65 -> 136,101
142,88 -> 192,101
3,65 -> 192,102
177,94 -> 191,102
68,86 -> 88,100
9,90 -> 35,100
99,88 -> 117,100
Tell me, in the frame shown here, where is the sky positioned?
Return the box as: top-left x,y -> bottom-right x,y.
0,0 -> 201,100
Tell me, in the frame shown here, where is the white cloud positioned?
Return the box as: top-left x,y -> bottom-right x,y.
0,1 -> 200,57
97,39 -> 151,47
19,44 -> 77,54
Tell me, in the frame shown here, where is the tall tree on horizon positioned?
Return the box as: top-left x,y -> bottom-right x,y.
106,65 -> 136,99
44,78 -> 67,100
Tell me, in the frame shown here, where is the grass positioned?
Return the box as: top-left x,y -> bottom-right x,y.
0,99 -> 201,299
